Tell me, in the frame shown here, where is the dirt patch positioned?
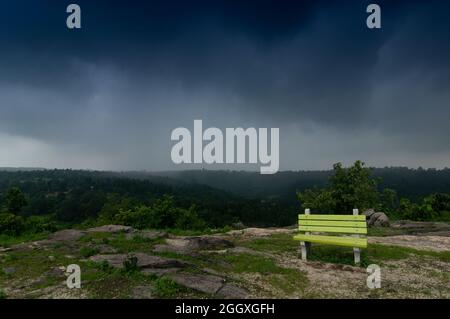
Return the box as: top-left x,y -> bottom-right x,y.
369,235 -> 450,252
226,227 -> 296,238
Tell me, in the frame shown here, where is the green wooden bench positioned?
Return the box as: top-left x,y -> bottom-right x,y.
293,208 -> 367,264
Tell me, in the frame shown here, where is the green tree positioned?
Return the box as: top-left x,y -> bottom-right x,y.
297,161 -> 379,213
380,188 -> 398,214
4,187 -> 27,215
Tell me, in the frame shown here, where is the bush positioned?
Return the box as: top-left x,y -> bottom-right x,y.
397,193 -> 450,221
122,255 -> 139,273
111,195 -> 207,230
0,213 -> 25,235
24,215 -> 59,233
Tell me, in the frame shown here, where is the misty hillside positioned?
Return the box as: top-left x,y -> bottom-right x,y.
143,167 -> 450,202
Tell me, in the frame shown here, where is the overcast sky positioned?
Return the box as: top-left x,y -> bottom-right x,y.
0,0 -> 449,171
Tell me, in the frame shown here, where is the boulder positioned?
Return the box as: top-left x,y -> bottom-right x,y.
371,212 -> 390,227
362,209 -> 376,219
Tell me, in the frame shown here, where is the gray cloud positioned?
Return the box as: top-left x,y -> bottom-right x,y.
0,0 -> 449,170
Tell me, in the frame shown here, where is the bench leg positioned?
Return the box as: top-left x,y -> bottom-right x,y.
300,242 -> 307,261
353,247 -> 361,265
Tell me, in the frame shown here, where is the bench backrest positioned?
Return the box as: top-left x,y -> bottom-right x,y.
298,214 -> 367,235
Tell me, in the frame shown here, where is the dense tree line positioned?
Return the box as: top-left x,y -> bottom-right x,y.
0,165 -> 449,237
0,170 -> 293,235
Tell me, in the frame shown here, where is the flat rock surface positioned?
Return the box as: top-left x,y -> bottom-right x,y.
126,230 -> 168,240
226,227 -> 296,237
47,229 -> 87,242
169,273 -> 224,295
89,253 -> 188,269
168,272 -> 249,297
132,285 -> 154,299
216,283 -> 249,298
87,225 -> 134,233
153,236 -> 233,253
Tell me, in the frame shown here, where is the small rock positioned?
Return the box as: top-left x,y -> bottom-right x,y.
2,267 -> 15,275
48,255 -> 55,261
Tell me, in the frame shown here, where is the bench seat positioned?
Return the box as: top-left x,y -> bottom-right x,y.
293,234 -> 367,248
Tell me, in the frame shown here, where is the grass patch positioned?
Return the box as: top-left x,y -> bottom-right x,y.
367,227 -> 410,237
79,247 -> 100,258
368,244 -> 450,263
153,277 -> 181,298
107,233 -> 163,253
78,232 -> 111,244
219,253 -> 308,295
0,289 -> 6,299
308,245 -> 372,267
0,232 -> 50,247
305,243 -> 450,266
241,233 -> 298,253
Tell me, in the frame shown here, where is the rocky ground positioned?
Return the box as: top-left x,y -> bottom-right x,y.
0,222 -> 449,299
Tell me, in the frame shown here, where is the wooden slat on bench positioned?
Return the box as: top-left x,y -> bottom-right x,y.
298,225 -> 367,234
298,214 -> 366,221
293,234 -> 368,248
299,220 -> 367,228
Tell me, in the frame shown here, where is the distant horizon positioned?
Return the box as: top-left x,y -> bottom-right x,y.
1,165 -> 449,173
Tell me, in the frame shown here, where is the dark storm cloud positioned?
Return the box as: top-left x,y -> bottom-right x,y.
0,0 -> 449,169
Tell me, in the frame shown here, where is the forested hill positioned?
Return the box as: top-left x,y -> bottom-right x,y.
146,167 -> 450,202
0,170 -> 292,226
0,167 -> 449,228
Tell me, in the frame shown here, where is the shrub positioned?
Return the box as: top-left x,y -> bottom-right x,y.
24,215 -> 59,233
0,213 -> 25,235
122,255 -> 139,273
111,195 -> 207,230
